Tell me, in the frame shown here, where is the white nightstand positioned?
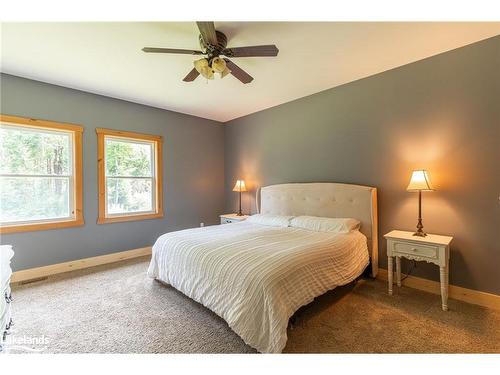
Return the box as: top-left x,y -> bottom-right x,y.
384,230 -> 453,311
220,213 -> 249,224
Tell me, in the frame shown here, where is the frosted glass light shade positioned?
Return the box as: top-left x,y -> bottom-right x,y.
211,57 -> 226,73
407,170 -> 434,191
232,180 -> 247,192
194,58 -> 208,73
201,67 -> 214,80
194,58 -> 214,80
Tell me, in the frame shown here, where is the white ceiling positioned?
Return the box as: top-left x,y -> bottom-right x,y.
1,22 -> 499,122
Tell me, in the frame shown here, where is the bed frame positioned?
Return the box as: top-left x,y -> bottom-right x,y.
257,183 -> 378,277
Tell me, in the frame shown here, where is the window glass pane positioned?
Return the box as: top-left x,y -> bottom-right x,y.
106,177 -> 153,214
0,125 -> 71,175
105,138 -> 153,177
0,176 -> 70,223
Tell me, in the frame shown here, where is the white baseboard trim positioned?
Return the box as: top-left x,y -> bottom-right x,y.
11,247 -> 152,283
377,268 -> 500,310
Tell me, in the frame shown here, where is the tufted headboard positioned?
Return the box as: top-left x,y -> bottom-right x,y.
258,183 -> 378,277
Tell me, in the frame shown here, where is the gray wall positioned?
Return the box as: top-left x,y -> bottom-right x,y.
224,36 -> 500,295
2,37 -> 499,295
1,73 -> 225,271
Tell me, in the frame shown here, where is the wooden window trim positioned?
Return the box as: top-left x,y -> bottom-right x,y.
0,114 -> 84,234
96,128 -> 163,224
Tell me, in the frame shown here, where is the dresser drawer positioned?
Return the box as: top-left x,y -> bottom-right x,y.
393,241 -> 438,259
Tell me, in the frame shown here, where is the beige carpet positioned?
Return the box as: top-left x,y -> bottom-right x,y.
8,257 -> 500,353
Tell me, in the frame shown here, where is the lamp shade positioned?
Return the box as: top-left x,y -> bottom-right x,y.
407,170 -> 434,191
232,180 -> 247,192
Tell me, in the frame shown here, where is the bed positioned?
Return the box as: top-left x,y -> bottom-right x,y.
148,182 -> 378,353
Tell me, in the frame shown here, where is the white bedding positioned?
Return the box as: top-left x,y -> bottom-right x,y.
147,221 -> 369,353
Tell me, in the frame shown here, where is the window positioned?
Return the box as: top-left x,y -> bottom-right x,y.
0,115 -> 84,234
96,128 -> 163,224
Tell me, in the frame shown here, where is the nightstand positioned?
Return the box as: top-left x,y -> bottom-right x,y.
220,213 -> 249,224
384,230 -> 453,311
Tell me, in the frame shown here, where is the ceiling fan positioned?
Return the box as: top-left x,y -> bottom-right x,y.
142,22 -> 279,84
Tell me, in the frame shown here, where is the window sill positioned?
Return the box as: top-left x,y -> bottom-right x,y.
0,218 -> 85,234
97,212 -> 164,224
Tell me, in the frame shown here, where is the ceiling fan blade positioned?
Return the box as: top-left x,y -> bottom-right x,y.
142,47 -> 204,55
223,59 -> 253,84
222,45 -> 279,58
196,22 -> 218,46
182,68 -> 200,82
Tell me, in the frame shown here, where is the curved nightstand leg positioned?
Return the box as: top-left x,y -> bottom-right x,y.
396,257 -> 401,287
440,266 -> 449,311
388,256 -> 393,295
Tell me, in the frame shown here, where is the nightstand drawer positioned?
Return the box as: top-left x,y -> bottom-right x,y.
393,241 -> 438,259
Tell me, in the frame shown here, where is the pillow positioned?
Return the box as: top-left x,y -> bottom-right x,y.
290,216 -> 360,233
246,214 -> 294,227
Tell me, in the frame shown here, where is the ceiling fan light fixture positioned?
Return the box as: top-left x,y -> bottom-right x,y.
143,21 -> 278,83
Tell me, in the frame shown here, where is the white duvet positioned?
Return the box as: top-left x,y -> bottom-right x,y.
147,221 -> 369,353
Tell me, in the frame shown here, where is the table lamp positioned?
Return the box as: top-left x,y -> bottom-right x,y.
233,180 -> 247,216
407,170 -> 434,237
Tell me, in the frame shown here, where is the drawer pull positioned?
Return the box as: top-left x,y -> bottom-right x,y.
412,248 -> 419,253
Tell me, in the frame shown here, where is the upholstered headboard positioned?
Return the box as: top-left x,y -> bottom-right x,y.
258,183 -> 378,277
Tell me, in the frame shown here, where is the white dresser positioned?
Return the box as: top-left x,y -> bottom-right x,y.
1,245 -> 14,351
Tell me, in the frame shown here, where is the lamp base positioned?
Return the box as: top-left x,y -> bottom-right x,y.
236,190 -> 243,216
413,218 -> 427,237
413,230 -> 427,237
